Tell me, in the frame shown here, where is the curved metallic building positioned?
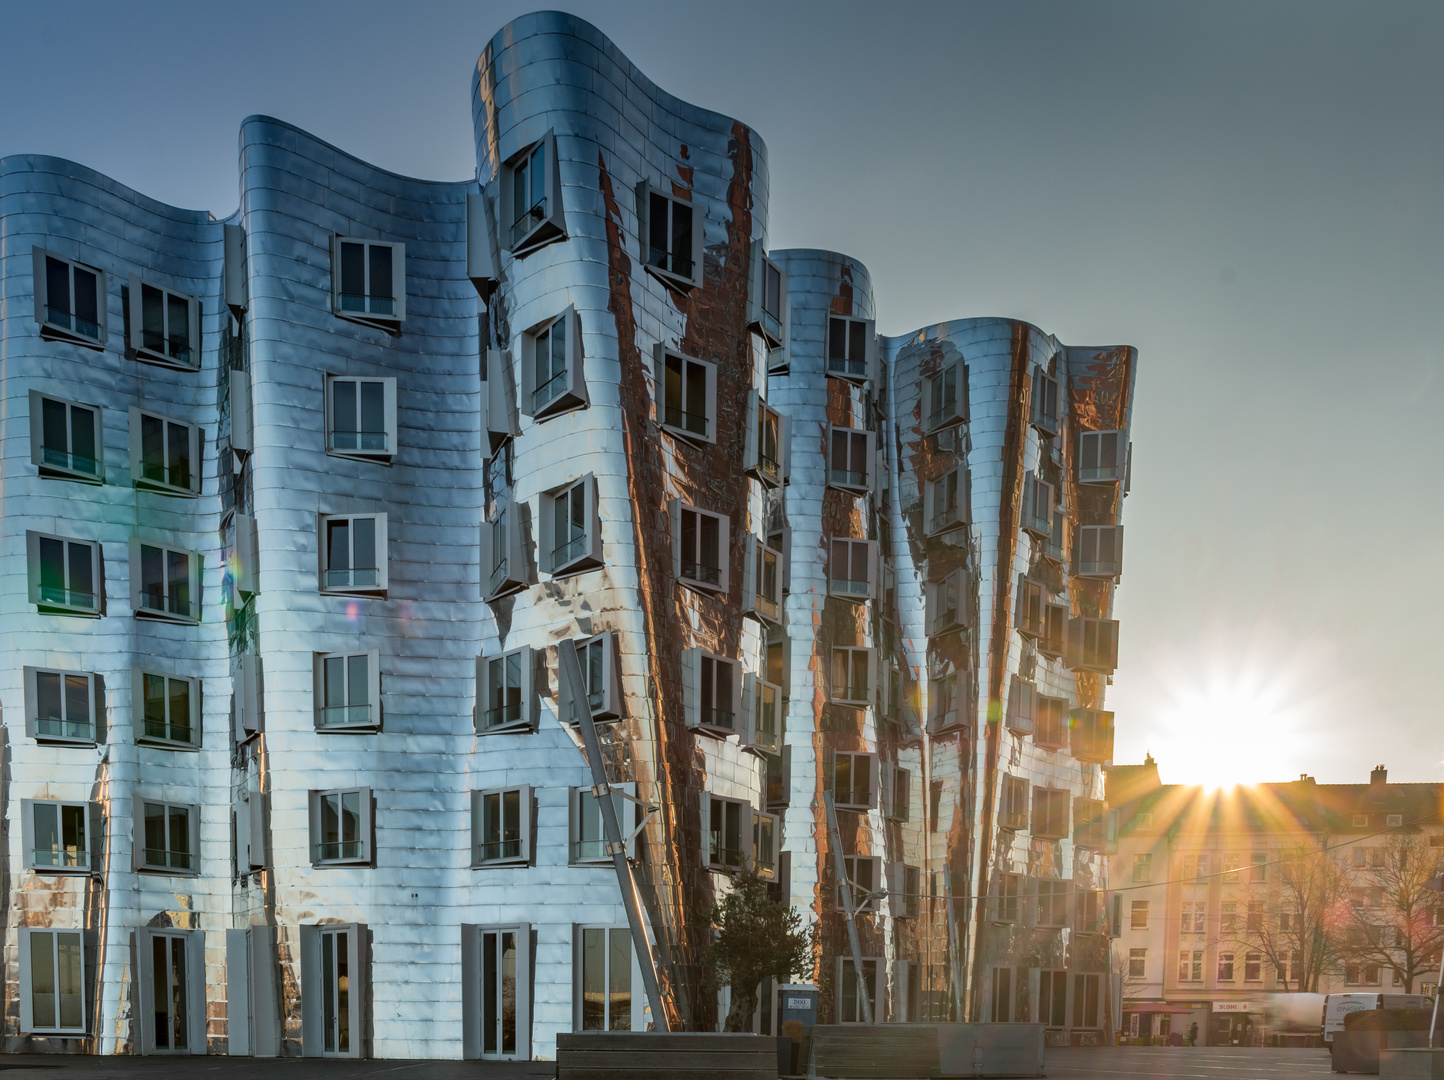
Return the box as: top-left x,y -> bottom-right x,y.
0,10 -> 1135,1059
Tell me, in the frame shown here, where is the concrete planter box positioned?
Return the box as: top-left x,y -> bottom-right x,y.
1333,1031 -> 1431,1075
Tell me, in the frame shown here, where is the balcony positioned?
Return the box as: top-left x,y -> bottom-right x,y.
41,446 -> 98,476
320,704 -> 372,729
47,305 -> 100,340
329,430 -> 389,453
338,293 -> 395,317
325,567 -> 380,589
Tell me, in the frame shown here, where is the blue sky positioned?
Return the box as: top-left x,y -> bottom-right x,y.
4,1 -> 1441,784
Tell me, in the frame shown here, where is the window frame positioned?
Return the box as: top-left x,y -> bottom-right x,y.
1038,602 -> 1068,659
1031,366 -> 1060,435
540,474 -> 603,577
1132,853 -> 1152,883
836,855 -> 883,913
21,799 -> 100,876
742,535 -> 783,623
927,668 -> 966,734
520,306 -> 587,421
18,927 -> 90,1034
926,568 -> 968,636
636,181 -> 704,291
1031,787 -> 1070,839
1078,429 -> 1125,484
568,782 -> 638,865
312,649 -> 382,733
747,244 -> 788,348
1021,471 -> 1055,539
828,537 -> 877,601
129,539 -> 201,624
471,785 -> 533,868
483,348 -> 520,454
652,344 -> 717,444
701,793 -> 753,872
923,466 -> 970,536
827,425 -> 875,494
1032,879 -> 1072,929
475,646 -> 537,735
754,810 -> 779,881
27,530 -> 102,617
323,374 -> 398,461
889,863 -> 921,919
1005,676 -> 1037,736
884,766 -> 912,822
1066,618 -> 1120,674
825,315 -> 876,384
558,632 -> 624,725
670,500 -> 729,594
1131,901 -> 1150,930
830,647 -> 876,709
132,797 -> 200,875
126,274 -> 201,369
1000,774 -> 1029,831
992,872 -> 1022,924
500,130 -> 566,256
572,924 -> 638,1033
1034,695 -> 1069,749
133,927 -> 206,1054
742,672 -> 784,755
132,667 -> 200,750
330,236 -> 406,327
832,750 -> 879,812
308,787 -> 374,867
482,503 -> 533,600
317,512 -> 389,595
924,359 -> 967,431
836,956 -> 882,1023
461,922 -> 532,1060
32,247 -> 106,348
683,647 -> 741,737
1077,525 -> 1124,579
1069,707 -> 1116,764
30,390 -> 104,483
1014,576 -> 1045,639
299,922 -> 370,1057
744,391 -> 789,487
23,665 -> 101,746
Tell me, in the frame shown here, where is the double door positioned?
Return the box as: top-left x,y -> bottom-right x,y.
462,923 -> 531,1060
135,928 -> 204,1054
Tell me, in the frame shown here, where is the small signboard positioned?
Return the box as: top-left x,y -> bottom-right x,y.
1212,1001 -> 1257,1013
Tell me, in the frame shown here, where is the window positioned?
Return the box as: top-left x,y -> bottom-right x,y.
885,767 -> 912,821
1217,952 -> 1235,982
831,648 -> 875,708
27,531 -> 101,616
1130,901 -> 1149,930
133,669 -> 199,749
1021,471 -> 1054,538
924,359 -> 966,431
828,537 -> 876,600
23,666 -> 99,745
475,647 -> 536,734
654,345 -> 716,443
227,512 -> 259,603
19,928 -> 87,1034
993,873 -> 1022,923
747,245 -> 787,348
1179,950 -> 1204,982
134,928 -> 205,1054
542,475 -> 602,576
828,426 -> 874,492
1031,787 -> 1069,839
838,957 -> 880,1024
1132,854 -> 1152,883
570,783 -> 639,864
1250,853 -> 1267,883
1073,799 -> 1114,851
924,466 -> 969,535
559,633 -> 623,725
671,502 -> 728,593
1353,814 -> 1369,827
462,923 -> 532,1060
325,375 -> 397,458
1066,618 -> 1120,674
637,182 -> 702,289
743,673 -> 783,754
21,800 -> 96,874
521,307 -> 587,420
1222,856 -> 1241,883
1005,676 -> 1036,735
318,513 -> 388,594
313,650 -> 380,731
1034,695 -> 1069,750
482,504 -> 532,599
702,794 -> 751,871
1247,903 -> 1264,933
130,540 -> 200,623
1136,812 -> 1154,831
744,393 -> 787,486
1000,775 -> 1029,830
309,788 -> 373,865
483,348 -> 520,452
127,275 -> 199,367
1220,902 -> 1238,933
1071,972 -> 1101,1030
331,236 -> 405,325
927,669 -> 965,733
235,788 -> 266,874
754,811 -> 779,880
1078,429 -> 1125,483
890,864 -> 921,918
501,131 -> 565,254
1034,880 -> 1071,927
1031,367 -> 1059,435
837,856 -> 882,912
472,786 -> 532,867
826,316 -> 874,382
1015,576 -> 1045,638
1039,602 -> 1067,658
743,536 -> 782,623
1128,949 -> 1147,980
833,752 -> 878,811
1387,814 -> 1403,828
575,926 -> 634,1032
30,391 -> 102,482
1077,525 -> 1123,578
133,799 -> 198,873
1180,902 -> 1206,934
1070,708 -> 1116,765
684,650 -> 738,735
766,745 -> 791,810
33,248 -> 105,346
233,654 -> 263,743
300,923 -> 369,1057
926,569 -> 968,636
1076,888 -> 1106,934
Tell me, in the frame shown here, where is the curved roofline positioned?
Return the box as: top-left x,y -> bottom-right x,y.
239,115 -> 478,188
0,152 -> 221,221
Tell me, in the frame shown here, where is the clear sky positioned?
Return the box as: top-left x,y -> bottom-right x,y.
4,1 -> 1441,786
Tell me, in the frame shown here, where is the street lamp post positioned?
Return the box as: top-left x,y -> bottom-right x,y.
1424,874 -> 1444,1048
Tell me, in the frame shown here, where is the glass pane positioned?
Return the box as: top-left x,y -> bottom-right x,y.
167,421 -> 189,487
332,380 -> 358,446
699,515 -> 718,580
322,932 -> 335,1053
683,360 -> 707,435
42,398 -> 69,457
483,931 -> 498,1055
64,674 -> 89,730
34,803 -> 59,865
170,936 -> 187,1049
340,243 -> 365,301
140,545 -> 164,608
143,284 -> 165,351
327,520 -> 350,576
723,801 -> 740,867
336,931 -> 350,1053
663,355 -> 682,425
71,270 -> 98,332
167,293 -> 190,360
671,202 -> 693,277
529,145 -> 545,212
39,536 -> 65,597
36,671 -> 62,732
550,316 -> 567,382
581,928 -> 605,1030
152,934 -> 169,1048
322,794 -> 339,847
169,806 -> 189,868
359,382 -> 385,444
46,258 -> 71,319
347,654 -> 369,713
849,320 -> 867,366
708,798 -> 722,864
512,161 -> 528,227
501,788 -> 520,858
608,928 -> 631,1031
648,192 -> 668,268
32,932 -> 56,1029
369,245 -> 392,301
141,414 -> 165,482
341,790 -> 361,845
169,677 -> 190,742
62,804 -> 86,864
167,549 -> 189,616
144,803 -> 166,866
68,541 -> 93,603
835,754 -> 852,802
353,518 -> 376,574
500,930 -> 517,1054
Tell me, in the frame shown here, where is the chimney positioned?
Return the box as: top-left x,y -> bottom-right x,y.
1371,765 -> 1388,787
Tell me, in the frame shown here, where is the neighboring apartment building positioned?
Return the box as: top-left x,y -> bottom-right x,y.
1109,759 -> 1444,1046
0,11 -> 1137,1059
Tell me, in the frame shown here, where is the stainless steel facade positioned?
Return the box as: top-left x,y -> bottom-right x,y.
0,10 -> 1136,1058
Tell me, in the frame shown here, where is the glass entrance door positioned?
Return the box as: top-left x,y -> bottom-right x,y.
481,928 -> 518,1058
321,928 -> 350,1055
149,933 -> 188,1052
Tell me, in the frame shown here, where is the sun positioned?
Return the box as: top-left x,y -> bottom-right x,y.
1156,671 -> 1302,789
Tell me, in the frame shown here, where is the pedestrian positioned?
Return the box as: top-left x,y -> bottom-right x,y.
1187,1021 -> 1199,1047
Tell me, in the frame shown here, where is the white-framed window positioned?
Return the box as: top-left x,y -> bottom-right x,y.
744,392 -> 788,487
1033,880 -> 1071,928
1021,471 -> 1054,538
828,425 -> 874,492
1034,695 -> 1068,749
30,390 -> 103,482
653,345 -> 716,443
747,244 -> 787,348
926,569 -> 967,636
299,923 -> 369,1057
541,474 -> 602,576
742,535 -> 782,623
21,799 -> 97,874
559,632 -> 623,724
1178,950 -> 1204,982
569,783 -> 638,864
1078,429 -> 1125,483
501,131 -> 565,255
683,648 -> 740,736
833,751 -> 878,811
27,531 -> 101,616
482,504 -> 532,599
924,466 -> 969,535
637,181 -> 703,290
1005,676 -> 1037,736
1077,525 -> 1123,578
33,247 -> 106,347
23,666 -> 99,745
836,856 -> 882,913
472,786 -> 532,867
318,513 -> 388,594
308,787 -> 373,866
483,348 -> 520,453
924,358 -> 966,430
670,501 -> 728,593
1039,602 -> 1068,658
521,306 -> 587,420
831,648 -> 875,709
325,375 -> 397,458
19,928 -> 88,1034
1031,366 -> 1059,435
742,673 -> 783,755
927,669 -> 965,733
475,646 -> 536,734
130,540 -> 200,623
992,873 -> 1022,924
1031,788 -> 1070,839
1070,707 -> 1116,764
826,315 -> 875,383
837,956 -> 880,1023
1132,854 -> 1152,883
133,669 -> 199,750
127,275 -> 200,368
884,766 -> 912,821
133,798 -> 199,874
1131,902 -> 1149,929
1015,576 -> 1044,639
574,925 -> 637,1032
754,810 -> 778,880
462,922 -> 532,1060
1217,952 -> 1236,982
1387,814 -> 1403,828
1067,618 -> 1120,674
331,236 -> 405,325
1245,952 -> 1263,983
1000,774 -> 1029,830
828,537 -> 877,600
702,794 -> 752,871
313,649 -> 381,731
134,928 -> 205,1053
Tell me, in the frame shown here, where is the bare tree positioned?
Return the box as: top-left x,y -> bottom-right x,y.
1233,844 -> 1347,992
1329,835 -> 1444,993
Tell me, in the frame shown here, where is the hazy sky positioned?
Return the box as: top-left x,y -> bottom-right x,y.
4,1 -> 1441,785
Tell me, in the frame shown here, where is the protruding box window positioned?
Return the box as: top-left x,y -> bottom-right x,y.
30,391 -> 102,482
836,856 -> 882,912
1000,775 -> 1029,831
318,513 -> 388,595
828,537 -> 877,601
559,632 -> 623,725
826,315 -> 875,383
992,873 -> 1022,924
1015,576 -> 1045,639
744,392 -> 788,487
924,467 -> 969,535
884,767 -> 912,821
832,751 -> 878,811
1033,879 -> 1072,928
1031,787 -> 1070,839
1078,429 -> 1125,483
313,650 -> 381,732
24,666 -> 100,745
1073,798 -> 1116,852
33,248 -> 106,347
569,783 -> 638,864
1077,525 -> 1123,578
484,349 -> 520,453
325,375 -> 397,459
228,512 -> 259,601
654,345 -> 716,444
466,193 -> 499,301
127,275 -> 199,368
828,426 -> 874,493
1031,367 -> 1059,435
19,928 -> 89,1034
683,648 -> 740,736
1021,472 -> 1054,539
742,536 -> 782,623
331,237 -> 405,326
471,786 -> 532,867
133,669 -> 199,750
766,745 -> 792,810
1070,708 -> 1117,764
541,474 -> 602,576
128,408 -> 200,495
130,540 -> 200,623
702,794 -> 752,871
754,812 -> 779,880
926,569 -> 967,636
1067,618 -> 1119,674
747,244 -> 787,348
230,369 -> 253,454
1039,602 -> 1068,658
28,531 -> 101,616
500,130 -> 565,255
742,673 -> 783,754
831,648 -> 875,709
670,501 -> 728,593
475,647 -> 536,734
522,307 -> 587,420
308,788 -> 373,866
1005,676 -> 1037,736
482,504 -> 532,599
1035,695 -> 1069,749
637,181 -> 703,290
928,669 -> 966,734
224,223 -> 248,316
234,654 -> 263,743
133,799 -> 199,873
924,359 -> 966,430
235,789 -> 266,872
21,799 -> 100,874
890,864 -> 921,918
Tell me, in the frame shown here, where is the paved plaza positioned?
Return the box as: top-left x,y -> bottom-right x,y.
1045,1046 -> 1336,1079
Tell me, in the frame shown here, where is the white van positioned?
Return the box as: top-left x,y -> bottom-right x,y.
1322,993 -> 1432,1043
